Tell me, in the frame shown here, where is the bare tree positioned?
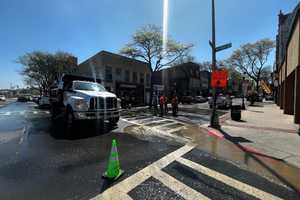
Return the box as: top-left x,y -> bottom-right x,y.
120,25 -> 193,105
227,39 -> 275,92
18,51 -> 77,95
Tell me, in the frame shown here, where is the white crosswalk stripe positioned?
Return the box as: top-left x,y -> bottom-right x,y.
0,110 -> 50,116
121,115 -> 186,134
92,144 -> 196,200
176,157 -> 283,200
91,144 -> 288,200
152,170 -> 210,200
4,112 -> 11,116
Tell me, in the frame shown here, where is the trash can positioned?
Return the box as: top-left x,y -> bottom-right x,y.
231,105 -> 241,121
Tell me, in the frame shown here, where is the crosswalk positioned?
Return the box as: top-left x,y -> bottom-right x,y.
121,115 -> 188,141
0,110 -> 50,117
92,144 -> 298,200
122,115 -> 186,133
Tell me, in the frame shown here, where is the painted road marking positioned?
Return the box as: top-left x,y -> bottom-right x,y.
122,117 -> 189,142
4,112 -> 11,116
176,157 -> 284,200
122,116 -> 186,134
92,144 -> 197,200
166,126 -> 187,134
0,110 -> 51,116
154,121 -> 180,129
152,170 -> 210,200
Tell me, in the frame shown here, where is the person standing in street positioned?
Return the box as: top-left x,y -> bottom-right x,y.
171,95 -> 178,117
152,93 -> 158,116
164,95 -> 168,115
159,95 -> 165,117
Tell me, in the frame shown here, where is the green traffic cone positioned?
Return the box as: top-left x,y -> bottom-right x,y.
102,139 -> 124,180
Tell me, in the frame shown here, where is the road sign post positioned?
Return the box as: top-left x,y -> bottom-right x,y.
209,0 -> 232,129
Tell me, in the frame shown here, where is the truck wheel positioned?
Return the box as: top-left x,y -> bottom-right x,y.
109,117 -> 119,126
64,107 -> 74,137
50,106 -> 59,121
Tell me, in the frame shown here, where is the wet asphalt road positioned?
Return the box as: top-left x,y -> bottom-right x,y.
0,102 -> 182,200
0,101 -> 299,200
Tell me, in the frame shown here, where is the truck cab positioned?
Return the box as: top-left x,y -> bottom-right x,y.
50,75 -> 121,134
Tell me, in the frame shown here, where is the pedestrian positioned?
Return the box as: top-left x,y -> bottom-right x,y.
152,94 -> 158,116
159,95 -> 165,117
171,95 -> 178,117
164,95 -> 168,115
125,95 -> 130,109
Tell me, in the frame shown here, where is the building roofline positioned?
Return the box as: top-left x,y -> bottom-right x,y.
79,50 -> 150,70
285,2 -> 300,52
277,2 -> 300,69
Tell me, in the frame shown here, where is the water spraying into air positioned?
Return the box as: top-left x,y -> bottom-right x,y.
162,0 -> 169,56
88,60 -> 97,83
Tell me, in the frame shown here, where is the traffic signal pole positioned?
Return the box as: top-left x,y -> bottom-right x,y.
210,0 -> 220,129
209,0 -> 232,128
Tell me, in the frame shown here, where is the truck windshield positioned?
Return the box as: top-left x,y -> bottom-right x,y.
73,82 -> 106,92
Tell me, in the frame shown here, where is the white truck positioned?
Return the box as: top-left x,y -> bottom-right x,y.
50,75 -> 121,134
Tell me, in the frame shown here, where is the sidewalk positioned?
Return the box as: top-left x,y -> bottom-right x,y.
221,102 -> 300,168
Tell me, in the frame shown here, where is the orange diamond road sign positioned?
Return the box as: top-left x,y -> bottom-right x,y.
211,70 -> 228,88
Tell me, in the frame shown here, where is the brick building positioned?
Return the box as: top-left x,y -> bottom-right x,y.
76,51 -> 152,106
275,3 -> 300,124
155,62 -> 210,97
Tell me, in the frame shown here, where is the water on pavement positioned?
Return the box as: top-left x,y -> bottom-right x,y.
125,112 -> 300,193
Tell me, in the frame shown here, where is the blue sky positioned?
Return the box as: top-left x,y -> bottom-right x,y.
0,0 -> 299,89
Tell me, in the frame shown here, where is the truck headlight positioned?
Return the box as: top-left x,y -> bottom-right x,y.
74,99 -> 88,111
117,98 -> 121,109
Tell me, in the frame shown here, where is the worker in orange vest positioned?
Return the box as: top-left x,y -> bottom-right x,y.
159,95 -> 165,117
164,96 -> 168,115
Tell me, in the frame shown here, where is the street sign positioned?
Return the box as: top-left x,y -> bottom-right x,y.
153,84 -> 164,91
216,43 -> 232,52
211,70 -> 228,88
209,40 -> 213,48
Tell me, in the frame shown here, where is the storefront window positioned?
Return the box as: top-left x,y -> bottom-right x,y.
105,66 -> 112,82
133,72 -> 137,83
146,73 -> 150,86
140,73 -> 144,84
116,68 -> 122,80
125,70 -> 130,82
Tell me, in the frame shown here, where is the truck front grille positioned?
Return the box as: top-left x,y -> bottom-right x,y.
90,97 -> 117,110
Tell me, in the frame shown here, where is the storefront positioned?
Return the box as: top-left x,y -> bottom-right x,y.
115,82 -> 145,107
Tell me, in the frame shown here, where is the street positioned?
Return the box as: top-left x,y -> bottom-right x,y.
0,101 -> 299,200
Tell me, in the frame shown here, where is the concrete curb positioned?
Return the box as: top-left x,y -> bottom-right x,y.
200,125 -> 284,162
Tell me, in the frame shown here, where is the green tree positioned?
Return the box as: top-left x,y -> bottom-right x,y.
227,39 -> 275,92
18,51 -> 77,95
120,25 -> 193,105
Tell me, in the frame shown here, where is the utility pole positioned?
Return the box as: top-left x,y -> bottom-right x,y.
210,0 -> 219,128
209,0 -> 232,128
241,77 -> 246,110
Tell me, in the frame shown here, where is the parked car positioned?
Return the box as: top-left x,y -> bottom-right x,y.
194,96 -> 207,103
180,96 -> 194,104
38,96 -> 50,108
247,92 -> 263,104
32,96 -> 40,104
17,95 -> 30,102
0,95 -> 6,101
265,95 -> 274,101
209,94 -> 232,109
